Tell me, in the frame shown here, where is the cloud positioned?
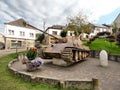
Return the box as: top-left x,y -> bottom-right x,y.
0,0 -> 120,32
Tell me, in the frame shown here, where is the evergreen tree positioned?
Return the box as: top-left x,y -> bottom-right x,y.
60,30 -> 67,37
36,34 -> 45,43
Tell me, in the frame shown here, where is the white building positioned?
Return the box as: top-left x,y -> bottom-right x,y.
0,33 -> 5,43
45,25 -> 74,44
89,24 -> 112,38
113,13 -> 120,28
4,18 -> 38,49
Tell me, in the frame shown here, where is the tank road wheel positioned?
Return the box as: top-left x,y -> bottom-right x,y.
74,51 -> 79,62
83,51 -> 86,59
84,51 -> 87,58
81,51 -> 84,60
79,52 -> 82,60
83,52 -> 85,59
61,48 -> 73,63
69,50 -> 73,62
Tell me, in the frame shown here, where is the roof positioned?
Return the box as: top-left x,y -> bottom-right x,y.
93,24 -> 107,28
50,25 -> 65,29
52,35 -> 62,39
0,33 -> 5,37
5,18 -> 38,30
44,25 -> 65,32
113,13 -> 120,28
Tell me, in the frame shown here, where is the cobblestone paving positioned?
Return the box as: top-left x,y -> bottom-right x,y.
12,58 -> 120,90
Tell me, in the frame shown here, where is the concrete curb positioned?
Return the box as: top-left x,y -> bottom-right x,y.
8,59 -> 98,90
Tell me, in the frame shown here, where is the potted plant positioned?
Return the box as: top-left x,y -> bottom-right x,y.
26,48 -> 37,60
19,47 -> 43,71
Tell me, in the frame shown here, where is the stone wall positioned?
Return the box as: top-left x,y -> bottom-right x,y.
63,80 -> 93,90
5,37 -> 35,49
90,50 -> 120,62
108,54 -> 120,62
8,59 -> 97,90
0,34 -> 5,43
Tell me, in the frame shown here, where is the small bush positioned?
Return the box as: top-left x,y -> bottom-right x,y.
26,48 -> 37,60
60,30 -> 67,37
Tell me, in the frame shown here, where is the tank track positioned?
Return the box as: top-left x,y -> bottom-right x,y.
61,47 -> 89,63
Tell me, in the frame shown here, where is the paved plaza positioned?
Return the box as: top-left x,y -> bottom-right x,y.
11,58 -> 120,90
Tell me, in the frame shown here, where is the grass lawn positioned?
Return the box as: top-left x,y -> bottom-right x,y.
84,38 -> 120,55
0,52 -> 77,90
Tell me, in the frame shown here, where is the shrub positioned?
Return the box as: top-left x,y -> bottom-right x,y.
60,30 -> 67,37
106,35 -> 115,42
116,31 -> 120,46
36,34 -> 45,43
26,48 -> 37,60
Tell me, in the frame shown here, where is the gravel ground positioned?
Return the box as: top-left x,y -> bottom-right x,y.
12,58 -> 120,90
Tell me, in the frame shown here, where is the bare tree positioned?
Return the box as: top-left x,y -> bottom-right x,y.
66,12 -> 92,36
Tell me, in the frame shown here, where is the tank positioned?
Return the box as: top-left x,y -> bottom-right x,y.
38,36 -> 90,65
35,27 -> 90,66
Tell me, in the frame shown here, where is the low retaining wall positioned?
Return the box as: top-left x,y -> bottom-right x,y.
108,54 -> 120,62
90,50 -> 120,62
8,60 -> 98,90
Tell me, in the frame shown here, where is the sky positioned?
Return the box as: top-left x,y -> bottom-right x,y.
0,0 -> 120,33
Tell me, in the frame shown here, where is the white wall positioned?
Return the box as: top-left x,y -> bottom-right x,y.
67,31 -> 74,36
0,34 -> 5,43
89,26 -> 112,38
47,29 -> 61,35
4,24 -> 36,40
47,28 -> 75,36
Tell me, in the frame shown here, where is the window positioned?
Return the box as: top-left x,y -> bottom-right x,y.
20,31 -> 25,36
70,33 -> 73,36
96,28 -> 100,32
30,33 -> 34,37
11,40 -> 17,48
52,31 -> 57,35
8,30 -> 14,35
11,40 -> 22,48
17,41 -> 22,47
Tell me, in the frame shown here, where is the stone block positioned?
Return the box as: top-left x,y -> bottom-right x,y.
99,50 -> 108,67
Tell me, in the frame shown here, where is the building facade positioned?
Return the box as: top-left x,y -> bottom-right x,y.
89,24 -> 112,38
0,33 -> 5,43
4,18 -> 38,49
113,13 -> 120,28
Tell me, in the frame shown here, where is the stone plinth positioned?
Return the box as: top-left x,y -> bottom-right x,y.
99,50 -> 108,67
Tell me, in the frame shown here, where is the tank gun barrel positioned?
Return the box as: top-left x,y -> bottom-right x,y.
28,24 -> 61,40
37,28 -> 60,40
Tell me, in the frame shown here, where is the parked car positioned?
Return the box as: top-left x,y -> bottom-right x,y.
0,42 -> 5,50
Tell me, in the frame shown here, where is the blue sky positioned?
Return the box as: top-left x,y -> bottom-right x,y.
98,7 -> 120,24
0,0 -> 120,33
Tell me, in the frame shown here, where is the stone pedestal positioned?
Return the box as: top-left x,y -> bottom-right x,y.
99,50 -> 108,67
52,58 -> 70,66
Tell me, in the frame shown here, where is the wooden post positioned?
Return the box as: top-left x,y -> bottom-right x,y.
93,78 -> 99,90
